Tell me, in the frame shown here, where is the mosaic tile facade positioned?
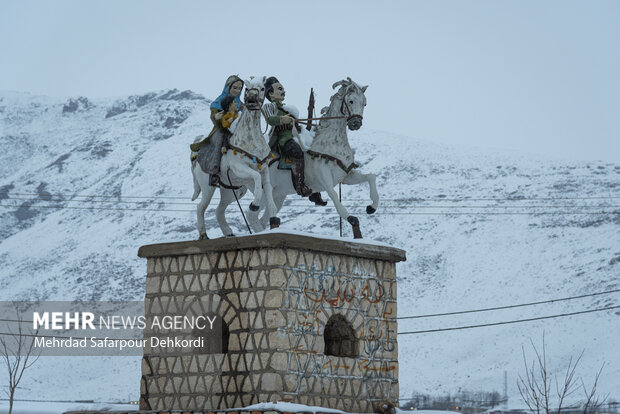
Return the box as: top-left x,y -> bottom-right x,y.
138,234 -> 406,413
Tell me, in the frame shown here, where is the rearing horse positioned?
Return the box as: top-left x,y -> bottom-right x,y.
191,76 -> 279,239
250,77 -> 378,238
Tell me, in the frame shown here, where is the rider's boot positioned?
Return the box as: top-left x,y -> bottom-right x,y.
309,192 -> 328,206
190,138 -> 207,153
209,174 -> 220,187
291,158 -> 312,197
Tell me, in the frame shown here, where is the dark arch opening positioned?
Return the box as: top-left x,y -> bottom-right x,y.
193,316 -> 229,354
324,314 -> 358,358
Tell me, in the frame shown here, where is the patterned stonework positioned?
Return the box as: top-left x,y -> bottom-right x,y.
137,233 -> 406,413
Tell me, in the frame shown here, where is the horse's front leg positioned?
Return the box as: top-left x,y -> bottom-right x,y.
342,170 -> 379,214
244,164 -> 263,212
193,165 -> 216,239
229,160 -> 264,228
260,166 -> 280,229
246,167 -> 275,233
216,188 -> 241,237
323,185 -> 363,239
246,200 -> 264,233
260,191 -> 286,229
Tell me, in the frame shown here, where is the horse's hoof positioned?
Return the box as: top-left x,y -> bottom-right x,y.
249,203 -> 260,211
347,216 -> 363,239
198,233 -> 209,240
366,205 -> 376,214
270,217 -> 281,229
309,192 -> 328,206
347,216 -> 360,226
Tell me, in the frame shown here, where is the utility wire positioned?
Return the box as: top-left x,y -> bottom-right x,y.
0,318 -> 34,324
397,305 -> 620,335
5,196 -> 206,207
3,192 -> 619,202
4,196 -> 619,209
0,398 -> 135,405
397,289 -> 620,320
2,306 -> 617,338
0,203 -> 191,213
1,204 -> 618,216
0,331 -> 141,341
3,290 -> 618,326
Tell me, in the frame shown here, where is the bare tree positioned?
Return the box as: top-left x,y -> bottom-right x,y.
581,365 -> 608,414
518,337 -> 547,414
0,306 -> 40,414
555,350 -> 582,414
518,334 -> 607,414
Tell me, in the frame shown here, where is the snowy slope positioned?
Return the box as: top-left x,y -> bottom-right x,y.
0,90 -> 618,407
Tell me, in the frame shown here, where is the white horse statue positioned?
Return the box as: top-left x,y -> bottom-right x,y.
191,76 -> 278,239
251,77 -> 378,239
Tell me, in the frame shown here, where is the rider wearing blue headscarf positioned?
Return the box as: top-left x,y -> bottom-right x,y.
191,75 -> 244,186
210,75 -> 244,111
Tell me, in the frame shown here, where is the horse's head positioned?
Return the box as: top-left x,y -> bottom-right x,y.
332,77 -> 368,131
244,76 -> 266,111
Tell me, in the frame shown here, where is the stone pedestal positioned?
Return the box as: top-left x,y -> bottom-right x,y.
137,232 -> 406,413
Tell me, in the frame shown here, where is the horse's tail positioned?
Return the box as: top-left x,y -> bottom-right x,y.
191,161 -> 201,201
191,135 -> 202,200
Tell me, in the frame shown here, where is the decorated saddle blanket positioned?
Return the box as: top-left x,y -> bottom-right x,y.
278,155 -> 293,170
268,148 -> 294,170
270,150 -> 360,173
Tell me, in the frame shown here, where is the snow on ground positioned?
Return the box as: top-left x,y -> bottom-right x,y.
0,400 -> 136,414
236,401 -> 345,413
0,90 -> 618,408
397,411 -> 460,414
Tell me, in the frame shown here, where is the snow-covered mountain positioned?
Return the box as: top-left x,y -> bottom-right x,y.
0,90 -> 618,407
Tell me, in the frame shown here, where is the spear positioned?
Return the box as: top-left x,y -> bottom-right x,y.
306,88 -> 315,131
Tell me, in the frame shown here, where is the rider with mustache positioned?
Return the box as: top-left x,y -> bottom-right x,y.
263,77 -> 326,205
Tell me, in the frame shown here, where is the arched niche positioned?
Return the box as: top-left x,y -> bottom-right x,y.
324,314 -> 358,358
192,316 -> 229,354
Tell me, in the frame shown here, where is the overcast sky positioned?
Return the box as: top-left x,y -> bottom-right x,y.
1,0 -> 618,162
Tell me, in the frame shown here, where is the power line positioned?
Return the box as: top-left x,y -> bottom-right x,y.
397,305 -> 620,335
0,331 -> 140,341
2,306 -> 617,339
5,196 -> 203,207
0,398 -> 135,405
3,192 -> 191,200
397,289 -> 620,320
382,196 -> 620,202
3,290 -> 617,326
0,203 -> 192,213
1,204 -> 618,216
4,195 -> 619,209
3,191 -> 619,202
0,318 -> 34,324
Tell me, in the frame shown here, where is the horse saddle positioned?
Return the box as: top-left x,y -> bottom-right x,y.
268,146 -> 294,170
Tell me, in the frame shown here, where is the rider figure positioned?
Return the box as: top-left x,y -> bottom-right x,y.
220,96 -> 240,130
190,75 -> 243,187
264,76 -> 313,198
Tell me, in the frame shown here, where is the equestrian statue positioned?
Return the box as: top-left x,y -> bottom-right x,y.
250,77 -> 378,239
191,76 -> 279,239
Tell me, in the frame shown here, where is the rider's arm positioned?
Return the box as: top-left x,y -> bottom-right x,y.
210,108 -> 224,124
269,115 -> 294,126
268,115 -> 282,126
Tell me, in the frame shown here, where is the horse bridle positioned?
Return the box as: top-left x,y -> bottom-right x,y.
240,87 -> 270,134
241,85 -> 362,130
339,87 -> 364,124
244,87 -> 262,110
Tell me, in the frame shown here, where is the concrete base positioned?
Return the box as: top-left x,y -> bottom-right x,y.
136,232 -> 406,413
